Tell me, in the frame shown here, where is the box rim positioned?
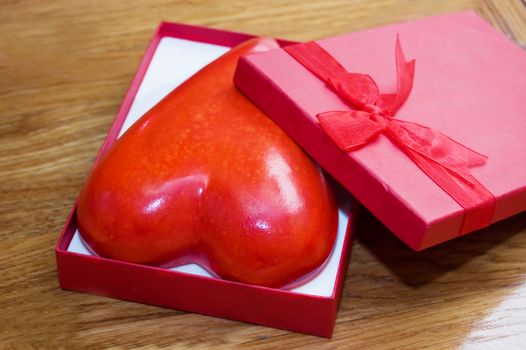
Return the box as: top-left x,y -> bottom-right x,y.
55,21 -> 357,337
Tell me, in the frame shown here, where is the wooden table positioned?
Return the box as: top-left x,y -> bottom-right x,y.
2,0 -> 526,348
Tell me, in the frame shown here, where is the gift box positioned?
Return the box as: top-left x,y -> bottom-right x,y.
234,11 -> 526,250
55,22 -> 358,337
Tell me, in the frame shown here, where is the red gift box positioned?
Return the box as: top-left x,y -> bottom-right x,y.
55,22 -> 358,337
234,11 -> 526,250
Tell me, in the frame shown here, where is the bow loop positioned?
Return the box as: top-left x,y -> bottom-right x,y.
328,73 -> 380,110
317,110 -> 384,151
325,36 -> 415,116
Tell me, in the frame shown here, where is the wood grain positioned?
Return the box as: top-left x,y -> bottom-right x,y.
1,0 -> 526,348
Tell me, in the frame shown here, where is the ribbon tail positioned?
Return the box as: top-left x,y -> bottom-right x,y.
377,35 -> 416,114
392,119 -> 488,169
391,137 -> 495,234
386,120 -> 494,233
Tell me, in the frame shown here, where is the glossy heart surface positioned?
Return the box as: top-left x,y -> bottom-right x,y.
77,38 -> 338,288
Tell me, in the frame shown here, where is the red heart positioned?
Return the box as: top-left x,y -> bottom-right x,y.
77,38 -> 338,288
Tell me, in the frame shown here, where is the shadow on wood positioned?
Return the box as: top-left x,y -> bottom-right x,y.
356,209 -> 526,287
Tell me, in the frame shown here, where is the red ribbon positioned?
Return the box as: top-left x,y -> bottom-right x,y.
284,37 -> 495,234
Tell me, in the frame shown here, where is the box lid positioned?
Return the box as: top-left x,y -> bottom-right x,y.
234,11 -> 526,250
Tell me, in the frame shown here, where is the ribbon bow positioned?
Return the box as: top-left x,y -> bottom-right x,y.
285,37 -> 495,234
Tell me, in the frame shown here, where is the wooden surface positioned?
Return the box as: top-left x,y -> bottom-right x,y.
1,0 -> 526,348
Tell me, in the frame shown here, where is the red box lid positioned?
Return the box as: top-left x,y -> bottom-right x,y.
234,11 -> 526,250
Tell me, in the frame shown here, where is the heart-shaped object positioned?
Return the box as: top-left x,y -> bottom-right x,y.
77,38 -> 338,288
